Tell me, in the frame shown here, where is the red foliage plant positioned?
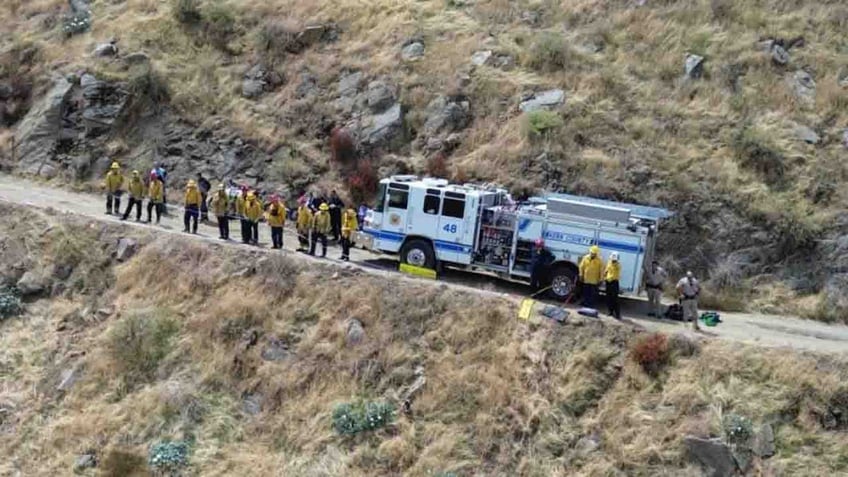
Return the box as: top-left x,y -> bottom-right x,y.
330,126 -> 356,165
347,159 -> 378,204
426,152 -> 449,178
629,332 -> 670,376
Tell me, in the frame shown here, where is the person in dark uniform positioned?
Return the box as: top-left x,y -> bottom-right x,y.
530,238 -> 555,291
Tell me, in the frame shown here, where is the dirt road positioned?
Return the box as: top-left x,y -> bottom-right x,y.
1,174 -> 846,354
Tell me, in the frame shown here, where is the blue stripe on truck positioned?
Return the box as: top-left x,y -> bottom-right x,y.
363,229 -> 472,253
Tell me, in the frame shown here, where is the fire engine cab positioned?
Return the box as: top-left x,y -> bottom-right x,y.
357,175 -> 672,300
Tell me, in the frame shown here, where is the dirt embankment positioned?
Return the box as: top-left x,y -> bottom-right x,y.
0,204 -> 847,476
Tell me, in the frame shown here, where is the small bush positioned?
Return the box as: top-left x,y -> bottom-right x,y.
257,19 -> 300,63
732,126 -> 786,186
148,440 -> 191,473
332,400 -> 395,435
107,309 -> 179,385
347,159 -> 378,204
0,287 -> 23,320
202,2 -> 237,51
629,332 -> 670,376
723,413 -> 753,446
173,0 -> 201,25
526,32 -> 577,72
523,110 -> 564,139
62,11 -> 91,36
330,127 -> 357,165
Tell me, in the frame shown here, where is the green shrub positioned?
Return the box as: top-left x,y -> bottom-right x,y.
202,2 -> 237,51
332,400 -> 395,435
107,309 -> 179,385
148,440 -> 191,473
62,11 -> 91,37
525,32 -> 577,72
723,413 -> 753,446
173,0 -> 201,25
523,110 -> 564,139
0,287 -> 23,320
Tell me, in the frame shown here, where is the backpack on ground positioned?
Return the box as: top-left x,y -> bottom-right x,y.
700,311 -> 721,327
664,304 -> 684,321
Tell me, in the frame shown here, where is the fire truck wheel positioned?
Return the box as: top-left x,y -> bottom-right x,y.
548,265 -> 577,300
401,239 -> 436,269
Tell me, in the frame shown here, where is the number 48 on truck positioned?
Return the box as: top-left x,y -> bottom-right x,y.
355,176 -> 672,300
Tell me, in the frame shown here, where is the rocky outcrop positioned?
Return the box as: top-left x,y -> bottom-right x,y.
788,69 -> 815,104
401,40 -> 425,61
334,72 -> 405,152
683,436 -> 737,477
421,95 -> 470,152
684,54 -> 705,79
242,64 -> 284,99
14,77 -> 74,176
79,74 -> 129,137
519,89 -> 565,112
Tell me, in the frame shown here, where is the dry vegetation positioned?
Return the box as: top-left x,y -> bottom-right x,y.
0,205 -> 847,475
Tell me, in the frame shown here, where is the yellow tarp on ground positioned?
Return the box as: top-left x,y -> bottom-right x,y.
518,298 -> 536,321
399,263 -> 437,280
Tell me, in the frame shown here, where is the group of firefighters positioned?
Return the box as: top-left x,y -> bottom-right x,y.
104,162 -> 702,328
102,162 -> 360,260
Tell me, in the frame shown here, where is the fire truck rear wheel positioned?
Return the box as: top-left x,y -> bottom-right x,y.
548,265 -> 577,300
401,239 -> 436,269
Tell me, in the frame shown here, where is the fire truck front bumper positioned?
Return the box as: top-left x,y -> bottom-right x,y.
353,230 -> 375,251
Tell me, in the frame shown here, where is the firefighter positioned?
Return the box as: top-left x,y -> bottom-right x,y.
328,190 -> 344,241
243,192 -> 263,245
147,171 -> 164,224
604,252 -> 622,320
530,238 -> 554,291
296,198 -> 313,252
209,183 -> 230,240
644,260 -> 668,317
310,203 -> 331,257
676,271 -> 701,331
183,179 -> 201,234
197,172 -> 211,222
340,207 -> 358,260
578,245 -> 604,308
120,170 -> 145,222
266,195 -> 286,249
236,187 -> 249,244
103,162 -> 124,215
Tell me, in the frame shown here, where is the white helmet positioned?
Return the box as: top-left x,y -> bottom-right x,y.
610,252 -> 620,262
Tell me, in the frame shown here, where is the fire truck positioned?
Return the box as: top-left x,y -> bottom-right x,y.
356,176 -> 672,299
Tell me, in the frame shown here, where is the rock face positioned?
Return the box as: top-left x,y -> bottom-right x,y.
684,54 -> 705,79
242,64 -> 283,99
260,337 -> 290,361
755,423 -> 776,458
115,237 -> 138,262
793,124 -> 820,145
788,70 -> 816,103
16,270 -> 47,297
14,77 -> 74,176
683,436 -> 737,477
93,40 -> 118,58
422,95 -> 470,151
80,73 -> 129,137
365,81 -> 396,113
519,89 -> 565,112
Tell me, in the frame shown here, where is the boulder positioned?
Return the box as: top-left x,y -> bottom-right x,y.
365,80 -> 395,113
16,270 -> 47,296
471,50 -> 493,66
73,452 -> 97,472
79,75 -> 129,137
683,436 -> 737,477
14,77 -> 74,174
260,337 -> 290,361
423,95 -> 471,137
575,434 -> 601,457
519,89 -> 565,112
296,72 -> 319,98
242,64 -> 280,99
788,70 -> 816,103
771,44 -> 790,66
754,423 -> 776,458
57,365 -> 83,392
793,124 -> 820,145
115,237 -> 138,262
345,318 -> 365,346
93,41 -> 118,58
242,393 -> 263,415
352,102 -> 404,149
401,41 -> 425,61
684,54 -> 705,79
123,52 -> 149,65
338,71 -> 364,97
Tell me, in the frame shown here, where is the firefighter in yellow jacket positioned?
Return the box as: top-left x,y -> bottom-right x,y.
604,252 -> 622,320
147,171 -> 164,224
266,195 -> 286,249
310,203 -> 331,257
103,162 -> 124,215
296,198 -> 313,252
184,179 -> 202,234
578,245 -> 604,308
120,170 -> 145,222
209,184 -> 230,240
243,192 -> 263,245
340,207 -> 358,261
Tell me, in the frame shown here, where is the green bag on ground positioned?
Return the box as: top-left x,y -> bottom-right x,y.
700,311 -> 721,327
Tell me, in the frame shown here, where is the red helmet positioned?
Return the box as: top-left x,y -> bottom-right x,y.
535,238 -> 544,248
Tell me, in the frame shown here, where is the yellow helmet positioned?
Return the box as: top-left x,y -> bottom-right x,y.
319,203 -> 329,211
132,170 -> 139,177
218,183 -> 225,190
110,161 -> 120,170
590,245 -> 600,255
247,191 -> 256,199
187,179 -> 196,187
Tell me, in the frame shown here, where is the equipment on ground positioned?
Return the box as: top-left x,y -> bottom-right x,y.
355,175 -> 671,300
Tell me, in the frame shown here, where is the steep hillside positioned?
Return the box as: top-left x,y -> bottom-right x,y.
1,204 -> 848,475
1,0 -> 848,319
